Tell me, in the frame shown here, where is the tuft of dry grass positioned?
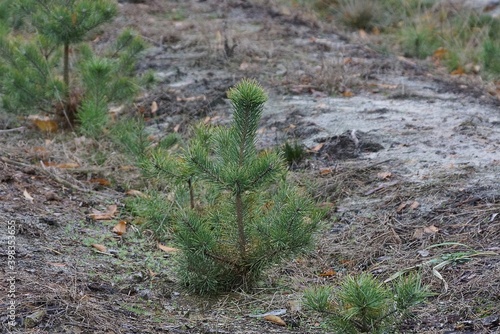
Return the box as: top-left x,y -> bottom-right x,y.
337,0 -> 382,30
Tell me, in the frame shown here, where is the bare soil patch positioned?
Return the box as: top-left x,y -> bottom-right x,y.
1,1 -> 499,333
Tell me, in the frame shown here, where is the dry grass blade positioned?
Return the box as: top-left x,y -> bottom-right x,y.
385,243 -> 498,291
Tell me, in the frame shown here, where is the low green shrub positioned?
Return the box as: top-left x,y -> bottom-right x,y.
304,272 -> 431,333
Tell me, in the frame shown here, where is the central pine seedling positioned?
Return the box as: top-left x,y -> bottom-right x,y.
173,79 -> 321,294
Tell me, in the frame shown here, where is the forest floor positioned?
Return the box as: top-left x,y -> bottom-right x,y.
1,0 -> 499,333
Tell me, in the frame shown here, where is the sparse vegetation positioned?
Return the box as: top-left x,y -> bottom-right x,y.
291,0 -> 500,78
337,0 -> 381,30
282,140 -> 306,166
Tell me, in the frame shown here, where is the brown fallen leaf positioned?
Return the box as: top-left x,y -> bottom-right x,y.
239,61 -> 250,71
310,143 -> 324,153
396,202 -> 407,213
91,244 -> 107,252
319,168 -> 332,176
342,90 -> 354,97
90,178 -> 111,186
151,101 -> 158,114
263,315 -> 286,327
158,243 -> 179,253
397,56 -> 417,67
433,47 -> 448,61
376,83 -> 398,90
119,165 -> 135,171
377,171 -> 392,180
47,262 -> 66,267
176,95 -> 206,102
89,205 -> 117,220
358,29 -> 368,40
55,162 -> 80,169
23,189 -> 34,202
125,189 -> 147,198
409,200 -> 420,210
423,225 -> 438,234
319,268 -> 336,277
29,115 -> 58,133
112,220 -> 127,235
413,225 -> 439,239
451,66 -> 465,75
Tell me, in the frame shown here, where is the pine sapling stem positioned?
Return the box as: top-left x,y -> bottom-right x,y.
188,178 -> 194,210
62,42 -> 73,129
63,43 -> 70,98
235,189 -> 246,260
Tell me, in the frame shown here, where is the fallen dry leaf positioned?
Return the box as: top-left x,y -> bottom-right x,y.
358,29 -> 368,40
410,201 -> 420,210
433,47 -> 448,61
23,189 -> 34,202
29,115 -> 58,133
396,202 -> 407,213
397,56 -> 417,67
413,225 -> 439,239
158,243 -> 179,253
176,95 -> 206,102
112,220 -> 127,235
342,90 -> 354,97
91,244 -> 107,252
319,268 -> 336,277
263,315 -> 286,327
89,205 -> 117,220
55,162 -> 80,169
151,101 -> 158,114
119,165 -> 135,171
377,171 -> 393,180
423,225 -> 439,234
376,83 -> 398,90
90,178 -> 111,186
239,61 -> 250,70
310,142 -> 324,153
173,124 -> 181,133
47,262 -> 66,267
42,161 -> 80,168
319,168 -> 332,176
125,189 -> 147,198
451,66 -> 465,75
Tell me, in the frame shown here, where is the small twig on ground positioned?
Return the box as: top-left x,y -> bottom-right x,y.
39,161 -> 90,193
0,126 -> 26,134
0,156 -> 114,198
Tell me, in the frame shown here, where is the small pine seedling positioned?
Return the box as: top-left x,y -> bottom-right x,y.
169,79 -> 322,294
